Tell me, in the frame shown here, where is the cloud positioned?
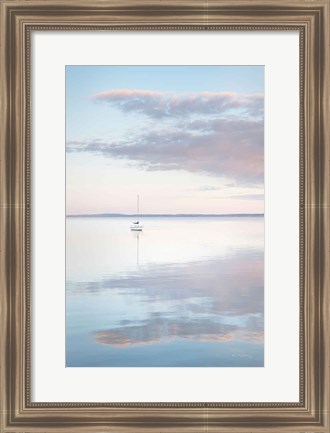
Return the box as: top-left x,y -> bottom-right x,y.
68,88 -> 264,184
225,194 -> 264,200
198,185 -> 222,191
92,89 -> 264,120
67,117 -> 264,184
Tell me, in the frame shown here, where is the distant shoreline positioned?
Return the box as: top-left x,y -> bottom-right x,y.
67,213 -> 264,218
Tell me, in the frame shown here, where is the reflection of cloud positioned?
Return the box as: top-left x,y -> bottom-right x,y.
92,89 -> 264,119
69,249 -> 264,348
67,118 -> 263,183
95,317 -> 263,347
69,250 -> 263,316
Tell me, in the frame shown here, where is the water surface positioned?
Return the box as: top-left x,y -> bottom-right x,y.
66,216 -> 264,367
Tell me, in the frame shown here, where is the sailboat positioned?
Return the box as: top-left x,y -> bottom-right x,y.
130,195 -> 143,231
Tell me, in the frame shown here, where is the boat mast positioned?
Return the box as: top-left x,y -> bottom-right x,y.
137,195 -> 139,223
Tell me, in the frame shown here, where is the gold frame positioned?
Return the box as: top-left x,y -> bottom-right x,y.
0,0 -> 329,431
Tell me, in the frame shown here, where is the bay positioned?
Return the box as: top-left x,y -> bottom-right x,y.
66,216 -> 264,367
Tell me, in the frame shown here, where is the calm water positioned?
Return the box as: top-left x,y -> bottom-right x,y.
66,216 -> 264,367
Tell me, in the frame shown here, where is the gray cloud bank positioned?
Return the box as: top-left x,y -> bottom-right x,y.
226,194 -> 264,201
67,117 -> 264,183
92,89 -> 264,120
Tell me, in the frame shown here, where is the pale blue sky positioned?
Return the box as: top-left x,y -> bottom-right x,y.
66,66 -> 264,215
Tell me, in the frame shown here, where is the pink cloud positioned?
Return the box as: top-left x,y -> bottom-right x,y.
92,89 -> 264,119
67,118 -> 264,184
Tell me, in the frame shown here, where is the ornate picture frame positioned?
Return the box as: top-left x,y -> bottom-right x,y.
0,0 -> 329,431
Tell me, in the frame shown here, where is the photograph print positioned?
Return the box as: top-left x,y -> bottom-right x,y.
66,65 -> 264,367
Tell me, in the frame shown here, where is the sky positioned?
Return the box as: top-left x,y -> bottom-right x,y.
66,66 -> 264,215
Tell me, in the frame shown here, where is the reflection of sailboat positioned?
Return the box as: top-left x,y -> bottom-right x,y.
130,195 -> 143,231
136,232 -> 140,265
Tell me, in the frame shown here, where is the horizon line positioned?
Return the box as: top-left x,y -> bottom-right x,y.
67,213 -> 264,218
